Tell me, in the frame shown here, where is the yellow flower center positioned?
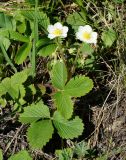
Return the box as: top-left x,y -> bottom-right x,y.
53,29 -> 62,36
83,32 -> 91,40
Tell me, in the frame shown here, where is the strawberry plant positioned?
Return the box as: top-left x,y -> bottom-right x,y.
3,0 -> 124,159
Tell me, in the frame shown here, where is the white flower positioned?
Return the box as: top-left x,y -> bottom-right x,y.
76,25 -> 98,44
47,22 -> 68,39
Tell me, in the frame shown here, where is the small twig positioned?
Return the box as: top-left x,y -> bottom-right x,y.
4,125 -> 24,154
12,137 -> 17,155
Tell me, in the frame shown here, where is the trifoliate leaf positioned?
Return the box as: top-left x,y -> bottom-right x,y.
19,101 -> 50,124
53,92 -> 73,119
101,29 -> 117,47
8,150 -> 32,160
51,61 -> 67,90
53,111 -> 84,139
64,76 -> 93,97
27,120 -> 54,149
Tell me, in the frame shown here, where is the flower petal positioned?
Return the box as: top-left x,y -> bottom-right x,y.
90,32 -> 98,43
63,26 -> 68,34
78,26 -> 85,32
76,32 -> 80,39
48,34 -> 56,39
54,22 -> 63,29
76,25 -> 98,43
82,25 -> 92,33
47,25 -> 54,33
76,32 -> 84,41
61,33 -> 67,38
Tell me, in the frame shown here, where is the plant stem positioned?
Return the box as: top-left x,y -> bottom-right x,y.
0,43 -> 17,73
71,47 -> 81,73
56,38 -> 66,63
68,44 -> 83,80
32,0 -> 38,77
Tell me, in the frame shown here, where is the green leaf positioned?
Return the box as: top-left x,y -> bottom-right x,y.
0,69 -> 29,98
0,98 -> 7,108
27,120 -> 54,149
64,76 -> 93,97
11,69 -> 29,85
15,42 -> 32,64
8,150 -> 32,160
13,10 -> 25,22
19,101 -> 50,124
36,37 -> 50,48
55,148 -> 73,160
36,37 -> 54,49
17,21 -> 26,34
53,111 -> 84,139
28,84 -> 36,95
38,43 -> 57,57
53,92 -> 73,119
74,141 -> 89,158
21,11 -> 50,31
9,69 -> 29,99
80,43 -> 94,55
0,37 -> 10,50
0,149 -> 3,160
0,12 -> 16,30
0,77 -> 11,96
9,30 -> 29,42
66,12 -> 87,31
0,29 -> 29,42
101,29 -> 117,47
51,61 -> 67,90
19,84 -> 26,98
